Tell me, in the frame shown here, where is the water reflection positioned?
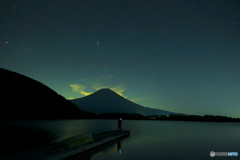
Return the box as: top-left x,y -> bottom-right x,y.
117,141 -> 122,155
64,138 -> 127,160
91,120 -> 240,160
1,120 -> 240,160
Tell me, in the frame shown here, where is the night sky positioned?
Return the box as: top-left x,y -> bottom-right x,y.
1,0 -> 239,117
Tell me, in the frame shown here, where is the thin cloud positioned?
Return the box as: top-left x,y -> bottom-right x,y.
70,84 -> 93,96
110,83 -> 126,98
130,98 -> 144,103
70,83 -> 127,98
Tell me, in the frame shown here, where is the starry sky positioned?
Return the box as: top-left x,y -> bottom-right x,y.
1,0 -> 240,117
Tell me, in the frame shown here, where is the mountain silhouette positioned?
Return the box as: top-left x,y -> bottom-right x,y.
70,88 -> 174,116
0,68 -> 93,119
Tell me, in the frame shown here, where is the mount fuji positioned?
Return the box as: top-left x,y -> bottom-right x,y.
70,88 -> 177,116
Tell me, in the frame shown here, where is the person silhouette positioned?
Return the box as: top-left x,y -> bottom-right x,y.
118,118 -> 122,131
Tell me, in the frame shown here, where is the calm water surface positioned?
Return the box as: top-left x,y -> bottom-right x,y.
1,120 -> 240,160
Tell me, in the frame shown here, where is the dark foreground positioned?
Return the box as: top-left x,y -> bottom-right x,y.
0,130 -> 130,160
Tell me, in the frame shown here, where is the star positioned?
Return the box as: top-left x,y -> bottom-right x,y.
96,41 -> 100,46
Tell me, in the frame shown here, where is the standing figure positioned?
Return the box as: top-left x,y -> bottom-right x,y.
118,118 -> 122,130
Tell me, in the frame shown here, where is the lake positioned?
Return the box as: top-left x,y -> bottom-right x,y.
1,120 -> 240,160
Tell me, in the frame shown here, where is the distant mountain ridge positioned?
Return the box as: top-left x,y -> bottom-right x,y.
0,68 -> 92,119
70,88 -> 176,116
